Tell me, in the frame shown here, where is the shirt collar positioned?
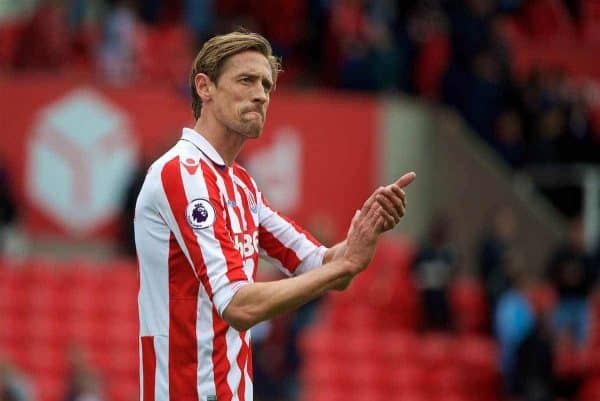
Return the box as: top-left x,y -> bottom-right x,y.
181,128 -> 226,167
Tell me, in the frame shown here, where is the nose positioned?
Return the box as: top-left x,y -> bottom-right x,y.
252,84 -> 268,105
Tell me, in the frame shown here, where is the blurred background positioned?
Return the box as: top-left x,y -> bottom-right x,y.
0,0 -> 599,401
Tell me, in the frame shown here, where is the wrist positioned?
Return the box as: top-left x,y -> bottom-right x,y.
339,257 -> 361,276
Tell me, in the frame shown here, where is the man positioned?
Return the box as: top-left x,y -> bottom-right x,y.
135,30 -> 415,401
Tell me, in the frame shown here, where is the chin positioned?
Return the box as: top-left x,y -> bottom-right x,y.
240,122 -> 263,138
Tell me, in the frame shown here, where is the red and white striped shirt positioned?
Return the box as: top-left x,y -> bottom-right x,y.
135,128 -> 326,401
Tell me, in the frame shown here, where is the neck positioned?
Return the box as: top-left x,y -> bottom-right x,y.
193,112 -> 246,167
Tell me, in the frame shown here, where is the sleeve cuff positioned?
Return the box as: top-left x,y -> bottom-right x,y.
294,245 -> 327,276
214,280 -> 250,317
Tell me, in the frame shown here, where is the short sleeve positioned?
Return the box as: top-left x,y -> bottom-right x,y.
257,194 -> 326,276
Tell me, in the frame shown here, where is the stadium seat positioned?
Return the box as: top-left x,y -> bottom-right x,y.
419,334 -> 455,369
579,376 -> 600,401
377,331 -> 421,367
35,374 -> 66,401
388,365 -> 428,393
581,0 -> 600,43
450,278 -> 489,333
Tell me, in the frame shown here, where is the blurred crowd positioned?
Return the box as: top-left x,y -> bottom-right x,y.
1,0 -> 599,168
411,209 -> 600,401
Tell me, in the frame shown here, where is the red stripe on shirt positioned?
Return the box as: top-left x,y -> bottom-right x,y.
234,179 -> 257,234
212,307 -> 233,401
199,160 -> 247,283
236,331 -> 248,401
161,156 -> 213,298
161,157 -> 209,400
218,167 -> 246,232
141,336 -> 156,401
168,233 -> 200,400
237,180 -> 258,280
247,343 -> 253,381
258,225 -> 302,273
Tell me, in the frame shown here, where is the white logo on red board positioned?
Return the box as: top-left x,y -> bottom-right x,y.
27,89 -> 138,235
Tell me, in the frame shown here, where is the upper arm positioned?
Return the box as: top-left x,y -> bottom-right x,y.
257,193 -> 326,276
155,156 -> 249,316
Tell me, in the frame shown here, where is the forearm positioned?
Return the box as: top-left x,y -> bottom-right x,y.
323,240 -> 347,264
223,258 -> 354,331
323,240 -> 352,290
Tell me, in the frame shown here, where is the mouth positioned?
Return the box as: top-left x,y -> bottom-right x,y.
244,111 -> 263,120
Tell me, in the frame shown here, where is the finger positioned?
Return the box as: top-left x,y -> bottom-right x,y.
388,185 -> 406,205
398,201 -> 406,218
376,193 -> 401,221
378,206 -> 398,228
381,187 -> 406,211
365,202 -> 385,228
350,210 -> 361,226
376,216 -> 387,234
380,217 -> 395,233
364,185 -> 385,207
394,171 -> 416,189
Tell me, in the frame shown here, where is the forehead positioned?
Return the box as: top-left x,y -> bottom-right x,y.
221,50 -> 273,81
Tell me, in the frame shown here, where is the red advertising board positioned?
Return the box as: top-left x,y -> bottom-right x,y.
0,76 -> 377,242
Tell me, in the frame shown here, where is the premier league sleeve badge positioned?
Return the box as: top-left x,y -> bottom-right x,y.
186,198 -> 216,230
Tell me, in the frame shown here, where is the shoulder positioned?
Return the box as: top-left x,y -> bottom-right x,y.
233,162 -> 259,192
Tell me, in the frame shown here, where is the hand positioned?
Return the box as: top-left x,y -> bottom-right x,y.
371,172 -> 416,232
342,201 -> 384,275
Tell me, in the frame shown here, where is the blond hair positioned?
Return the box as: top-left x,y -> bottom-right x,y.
189,30 -> 282,120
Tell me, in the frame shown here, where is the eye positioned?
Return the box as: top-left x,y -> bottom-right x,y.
240,76 -> 252,84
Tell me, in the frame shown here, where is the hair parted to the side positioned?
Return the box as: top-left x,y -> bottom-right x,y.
189,30 -> 282,120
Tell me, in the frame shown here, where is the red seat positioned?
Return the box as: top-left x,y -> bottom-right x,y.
35,374 -> 66,401
378,331 -> 421,367
450,278 -> 489,333
389,365 -> 428,393
106,377 -> 139,401
432,366 -> 465,394
581,0 -> 600,43
580,376 -> 600,401
419,334 -> 455,369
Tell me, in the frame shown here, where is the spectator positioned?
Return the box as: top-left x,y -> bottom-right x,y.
184,0 -> 214,46
513,317 -> 555,401
494,267 -> 536,394
0,357 -> 33,401
478,207 -> 518,309
0,158 -> 17,253
97,0 -> 141,85
546,216 -> 597,346
13,0 -> 70,71
492,108 -> 526,167
413,213 -> 456,331
562,95 -> 599,163
445,0 -> 497,69
119,157 -> 151,257
527,105 -> 566,165
63,346 -> 103,401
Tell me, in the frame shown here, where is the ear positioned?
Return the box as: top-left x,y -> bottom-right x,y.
195,73 -> 214,103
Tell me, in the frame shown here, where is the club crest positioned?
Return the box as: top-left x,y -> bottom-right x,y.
244,188 -> 258,214
186,198 -> 215,230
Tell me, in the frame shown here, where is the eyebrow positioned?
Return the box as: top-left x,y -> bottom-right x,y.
238,72 -> 273,89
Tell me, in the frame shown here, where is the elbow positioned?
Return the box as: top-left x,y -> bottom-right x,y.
222,304 -> 258,332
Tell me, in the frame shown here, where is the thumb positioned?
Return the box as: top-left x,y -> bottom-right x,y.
394,171 -> 416,188
348,210 -> 361,232
350,210 -> 361,226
